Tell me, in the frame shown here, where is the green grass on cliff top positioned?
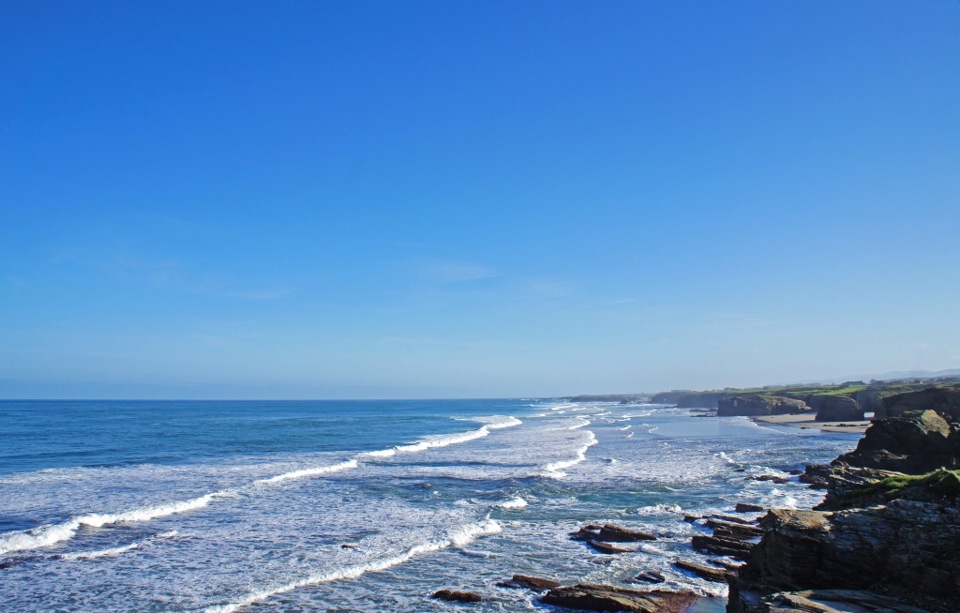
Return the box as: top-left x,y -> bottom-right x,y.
847,468 -> 960,502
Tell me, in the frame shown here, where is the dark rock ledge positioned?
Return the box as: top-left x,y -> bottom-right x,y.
727,388 -> 960,613
541,584 -> 699,613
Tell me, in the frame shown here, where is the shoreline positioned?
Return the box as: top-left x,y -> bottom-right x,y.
750,412 -> 871,434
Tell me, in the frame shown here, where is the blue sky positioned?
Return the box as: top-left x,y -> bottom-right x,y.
2,1 -> 959,399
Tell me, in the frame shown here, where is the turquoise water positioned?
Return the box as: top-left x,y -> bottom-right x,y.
0,399 -> 858,611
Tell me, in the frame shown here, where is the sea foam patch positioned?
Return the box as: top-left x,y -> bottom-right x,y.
202,519 -> 502,613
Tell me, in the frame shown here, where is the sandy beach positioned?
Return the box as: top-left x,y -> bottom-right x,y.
752,412 -> 871,434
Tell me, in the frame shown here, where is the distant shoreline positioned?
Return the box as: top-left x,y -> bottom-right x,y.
751,412 -> 871,434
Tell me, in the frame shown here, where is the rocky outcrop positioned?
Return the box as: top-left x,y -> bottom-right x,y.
730,393 -> 960,613
570,523 -> 657,542
853,389 -> 885,416
588,539 -> 631,554
734,589 -> 932,613
674,559 -> 731,583
678,392 -> 728,409
541,584 -> 699,613
814,395 -> 863,422
570,394 -> 648,403
650,391 -> 694,404
692,533 -> 754,560
728,502 -> 960,612
632,571 -> 666,584
717,396 -> 809,417
432,589 -> 482,603
884,387 -> 960,421
497,574 -> 560,591
831,409 -> 958,473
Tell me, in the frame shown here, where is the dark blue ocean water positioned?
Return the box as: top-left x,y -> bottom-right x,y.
0,399 -> 859,612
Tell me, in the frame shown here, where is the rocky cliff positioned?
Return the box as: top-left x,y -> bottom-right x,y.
883,387 -> 960,421
717,395 -> 809,417
728,389 -> 960,613
813,395 -> 864,422
677,392 -> 729,409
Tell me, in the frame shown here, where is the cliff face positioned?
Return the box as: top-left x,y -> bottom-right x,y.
729,502 -> 960,612
677,392 -> 728,409
650,391 -> 693,404
716,396 -> 809,417
884,387 -> 960,421
728,389 -> 960,613
813,395 -> 863,422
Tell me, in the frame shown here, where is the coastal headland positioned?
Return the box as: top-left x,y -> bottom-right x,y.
512,378 -> 960,612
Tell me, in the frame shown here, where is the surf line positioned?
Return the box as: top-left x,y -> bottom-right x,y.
542,430 -> 598,479
202,519 -> 502,613
357,416 -> 522,459
0,417 -> 523,557
0,492 -> 232,556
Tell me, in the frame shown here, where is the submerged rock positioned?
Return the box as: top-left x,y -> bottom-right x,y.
541,584 -> 699,613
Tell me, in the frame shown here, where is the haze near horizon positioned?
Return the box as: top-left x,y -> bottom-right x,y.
2,2 -> 959,399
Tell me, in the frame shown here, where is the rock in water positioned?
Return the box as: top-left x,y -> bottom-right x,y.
597,523 -> 657,542
497,574 -> 560,591
673,559 -> 730,583
587,539 -> 631,554
541,584 -> 698,613
432,589 -> 482,603
571,523 -> 657,542
631,571 -> 666,584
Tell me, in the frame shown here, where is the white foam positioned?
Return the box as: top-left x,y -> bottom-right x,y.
358,448 -> 397,458
364,419 -> 521,458
0,491 -> 230,555
634,504 -> 683,516
542,431 -> 598,478
495,497 -> 528,510
203,519 -> 502,613
60,529 -> 181,561
60,541 -> 142,560
718,451 -> 737,465
568,418 -> 591,430
256,459 -> 359,485
454,415 -> 523,429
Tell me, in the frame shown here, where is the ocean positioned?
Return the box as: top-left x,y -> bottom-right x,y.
0,399 -> 859,612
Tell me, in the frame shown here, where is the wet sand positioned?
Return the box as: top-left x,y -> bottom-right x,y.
752,412 -> 870,434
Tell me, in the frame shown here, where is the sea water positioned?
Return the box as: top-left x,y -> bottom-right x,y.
0,399 -> 859,612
